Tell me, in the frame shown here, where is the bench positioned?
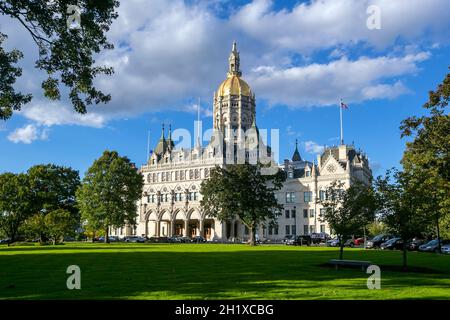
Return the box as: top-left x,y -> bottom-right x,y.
328,259 -> 372,271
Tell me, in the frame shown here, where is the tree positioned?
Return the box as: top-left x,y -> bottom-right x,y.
200,164 -> 285,246
320,181 -> 376,260
76,150 -> 144,243
0,173 -> 32,244
375,169 -> 428,270
400,70 -> 450,248
0,0 -> 120,120
45,209 -> 78,245
21,213 -> 46,244
367,220 -> 388,238
27,164 -> 80,242
27,164 -> 80,213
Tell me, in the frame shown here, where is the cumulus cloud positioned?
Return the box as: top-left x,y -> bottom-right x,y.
304,140 -> 325,154
1,0 -> 449,143
20,101 -> 106,128
248,52 -> 429,107
232,0 -> 450,52
8,124 -> 48,144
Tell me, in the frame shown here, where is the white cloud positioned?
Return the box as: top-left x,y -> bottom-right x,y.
248,53 -> 429,107
8,124 -> 48,144
232,0 -> 450,52
20,101 -> 106,128
304,140 -> 325,154
1,0 -> 448,142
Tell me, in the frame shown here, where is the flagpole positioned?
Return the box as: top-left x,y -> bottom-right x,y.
340,99 -> 344,145
147,130 -> 151,162
197,97 -> 201,148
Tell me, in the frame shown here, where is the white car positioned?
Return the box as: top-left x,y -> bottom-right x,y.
441,244 -> 450,254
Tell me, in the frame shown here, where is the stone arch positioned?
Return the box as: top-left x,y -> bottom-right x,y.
173,208 -> 186,220
145,210 -> 158,221
187,208 -> 202,221
159,209 -> 171,221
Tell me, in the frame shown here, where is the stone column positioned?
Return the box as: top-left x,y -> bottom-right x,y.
171,219 -> 175,237
156,220 -> 160,237
183,219 -> 189,237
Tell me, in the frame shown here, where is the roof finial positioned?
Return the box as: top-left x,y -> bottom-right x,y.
292,139 -> 302,162
160,123 -> 165,139
228,40 -> 241,78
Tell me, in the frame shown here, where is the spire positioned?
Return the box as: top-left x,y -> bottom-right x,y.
292,139 -> 302,162
160,124 -> 165,140
167,124 -> 175,150
154,124 -> 167,155
227,40 -> 242,78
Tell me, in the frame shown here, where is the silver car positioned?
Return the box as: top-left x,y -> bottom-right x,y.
441,244 -> 450,254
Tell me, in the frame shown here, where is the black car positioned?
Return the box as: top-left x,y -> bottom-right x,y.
380,237 -> 404,250
192,236 -> 206,243
407,238 -> 426,251
167,236 -> 182,243
366,234 -> 395,249
286,235 -> 311,246
310,232 -> 330,244
0,238 -> 11,244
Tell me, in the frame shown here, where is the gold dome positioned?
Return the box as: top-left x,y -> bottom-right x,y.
217,75 -> 252,97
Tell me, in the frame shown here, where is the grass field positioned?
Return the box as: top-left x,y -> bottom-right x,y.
0,243 -> 449,300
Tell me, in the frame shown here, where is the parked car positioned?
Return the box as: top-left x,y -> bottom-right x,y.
380,237 -> 404,250
366,234 -> 395,249
286,235 -> 311,246
0,238 -> 11,244
123,236 -> 146,243
168,236 -> 183,243
344,238 -> 355,247
419,239 -> 450,253
108,236 -> 120,242
326,238 -> 340,247
354,238 -> 365,246
310,232 -> 330,244
192,236 -> 206,243
282,235 -> 294,243
407,238 -> 426,251
180,237 -> 192,243
441,244 -> 450,254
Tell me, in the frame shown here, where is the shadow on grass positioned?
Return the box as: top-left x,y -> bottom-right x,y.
0,247 -> 449,300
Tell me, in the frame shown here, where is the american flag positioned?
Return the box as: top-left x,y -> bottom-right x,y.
340,100 -> 348,109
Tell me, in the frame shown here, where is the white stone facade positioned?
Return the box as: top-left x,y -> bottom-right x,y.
111,43 -> 373,241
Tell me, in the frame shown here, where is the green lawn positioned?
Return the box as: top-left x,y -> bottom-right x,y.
0,243 -> 449,300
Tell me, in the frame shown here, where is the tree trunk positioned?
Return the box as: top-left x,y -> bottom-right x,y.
249,225 -> 256,246
402,241 -> 408,271
339,236 -> 344,260
436,214 -> 441,254
363,226 -> 367,250
105,227 -> 109,244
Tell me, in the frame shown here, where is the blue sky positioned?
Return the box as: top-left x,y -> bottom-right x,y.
1,0 -> 450,177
